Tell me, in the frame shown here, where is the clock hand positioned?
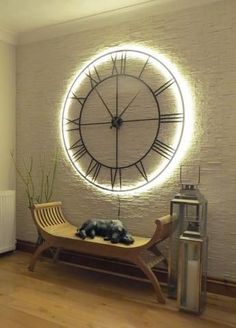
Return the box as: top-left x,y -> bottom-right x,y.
94,87 -> 114,119
121,117 -> 159,123
110,91 -> 140,129
79,121 -> 111,126
66,121 -> 111,131
65,118 -> 111,126
118,91 -> 140,119
116,125 -> 119,168
116,74 -> 118,118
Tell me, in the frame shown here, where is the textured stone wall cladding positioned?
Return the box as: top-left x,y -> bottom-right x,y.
16,1 -> 236,281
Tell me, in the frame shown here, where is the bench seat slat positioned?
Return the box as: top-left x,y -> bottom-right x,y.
44,222 -> 151,248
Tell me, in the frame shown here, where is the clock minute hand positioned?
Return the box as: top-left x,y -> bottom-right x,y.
94,87 -> 114,119
122,117 -> 159,123
118,91 -> 140,119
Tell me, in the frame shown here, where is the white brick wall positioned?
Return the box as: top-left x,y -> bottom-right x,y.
16,0 -> 236,281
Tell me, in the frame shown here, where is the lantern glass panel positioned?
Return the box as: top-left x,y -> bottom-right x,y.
201,236 -> 208,306
185,204 -> 199,231
168,202 -> 183,297
179,239 -> 201,313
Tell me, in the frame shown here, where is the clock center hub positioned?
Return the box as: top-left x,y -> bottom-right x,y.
111,116 -> 123,129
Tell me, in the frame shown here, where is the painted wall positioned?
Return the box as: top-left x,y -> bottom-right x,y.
16,0 -> 236,281
0,40 -> 15,190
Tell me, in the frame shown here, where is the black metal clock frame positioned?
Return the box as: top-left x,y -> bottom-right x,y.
62,48 -> 185,192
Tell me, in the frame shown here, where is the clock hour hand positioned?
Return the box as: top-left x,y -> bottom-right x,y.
118,91 -> 140,119
94,87 -> 114,119
116,74 -> 118,118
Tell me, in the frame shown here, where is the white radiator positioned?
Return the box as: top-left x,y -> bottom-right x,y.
0,190 -> 16,253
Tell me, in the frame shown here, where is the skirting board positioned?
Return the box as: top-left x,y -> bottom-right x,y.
16,239 -> 236,298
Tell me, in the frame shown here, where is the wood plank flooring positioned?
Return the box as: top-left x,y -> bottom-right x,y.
0,251 -> 235,328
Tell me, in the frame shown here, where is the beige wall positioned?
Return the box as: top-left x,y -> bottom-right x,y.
16,0 -> 236,281
0,41 -> 15,190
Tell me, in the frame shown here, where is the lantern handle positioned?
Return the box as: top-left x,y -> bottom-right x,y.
180,165 -> 201,187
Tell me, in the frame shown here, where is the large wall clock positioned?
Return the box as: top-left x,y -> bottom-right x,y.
62,47 -> 185,192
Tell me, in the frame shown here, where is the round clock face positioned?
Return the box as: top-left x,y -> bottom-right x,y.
62,48 -> 185,192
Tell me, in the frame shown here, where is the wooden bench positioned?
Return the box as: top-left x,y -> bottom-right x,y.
29,201 -> 175,303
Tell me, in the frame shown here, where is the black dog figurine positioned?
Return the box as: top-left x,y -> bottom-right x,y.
76,219 -> 134,245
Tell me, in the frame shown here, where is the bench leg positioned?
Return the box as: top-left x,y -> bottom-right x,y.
28,241 -> 51,272
53,247 -> 61,263
136,257 -> 166,304
149,245 -> 168,267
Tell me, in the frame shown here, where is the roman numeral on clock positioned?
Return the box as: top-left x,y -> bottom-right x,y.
69,139 -> 87,161
110,168 -> 122,189
111,55 -> 118,75
135,161 -> 148,181
70,92 -> 86,106
120,52 -> 126,74
138,56 -> 150,78
154,78 -> 175,97
86,66 -> 101,87
86,159 -> 101,182
111,52 -> 126,75
151,139 -> 175,160
64,117 -> 80,129
160,112 -> 183,123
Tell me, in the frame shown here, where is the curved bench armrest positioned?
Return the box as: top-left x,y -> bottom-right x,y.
33,201 -> 62,209
146,214 -> 177,249
31,202 -> 66,231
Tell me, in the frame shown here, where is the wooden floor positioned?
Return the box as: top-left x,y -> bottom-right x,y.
0,251 -> 235,328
